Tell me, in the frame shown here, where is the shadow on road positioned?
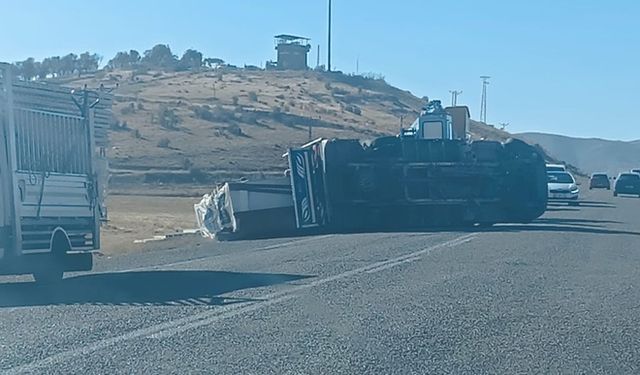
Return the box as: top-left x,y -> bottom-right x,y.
0,270 -> 311,309
536,217 -> 622,226
547,200 -> 616,209
545,207 -> 580,212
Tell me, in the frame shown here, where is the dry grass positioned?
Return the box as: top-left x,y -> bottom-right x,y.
67,70 -> 420,177
100,195 -> 198,254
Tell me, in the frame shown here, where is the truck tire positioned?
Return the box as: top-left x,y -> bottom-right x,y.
32,252 -> 64,284
33,231 -> 69,284
33,266 -> 63,285
502,139 -> 548,223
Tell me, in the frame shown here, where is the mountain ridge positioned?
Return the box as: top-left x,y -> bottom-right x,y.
517,132 -> 640,175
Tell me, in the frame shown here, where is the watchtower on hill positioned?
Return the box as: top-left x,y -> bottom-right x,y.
273,34 -> 311,70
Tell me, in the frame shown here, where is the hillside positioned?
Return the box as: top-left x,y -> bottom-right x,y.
59,68 -> 515,190
517,132 -> 640,176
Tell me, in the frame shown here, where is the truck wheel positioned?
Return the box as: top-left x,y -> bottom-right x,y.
33,267 -> 64,284
33,231 -> 70,284
33,254 -> 64,284
613,191 -> 618,197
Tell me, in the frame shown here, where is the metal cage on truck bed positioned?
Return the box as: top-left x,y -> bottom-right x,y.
0,63 -> 112,281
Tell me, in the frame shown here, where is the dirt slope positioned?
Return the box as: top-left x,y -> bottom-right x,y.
61,68 -> 520,191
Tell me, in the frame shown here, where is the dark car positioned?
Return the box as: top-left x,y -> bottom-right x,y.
614,173 -> 640,197
589,173 -> 610,190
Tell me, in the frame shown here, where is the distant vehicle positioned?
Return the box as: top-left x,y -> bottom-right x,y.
546,164 -> 566,173
589,173 -> 611,190
613,173 -> 640,197
547,171 -> 580,205
632,169 -> 640,175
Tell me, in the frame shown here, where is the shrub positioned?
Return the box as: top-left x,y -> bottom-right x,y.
182,158 -> 193,170
345,104 -> 362,115
110,119 -> 129,131
137,102 -> 145,110
331,87 -> 349,96
157,138 -> 171,148
192,105 -> 215,122
227,123 -> 244,136
189,167 -> 207,182
192,104 -> 235,123
232,96 -> 239,105
248,91 -> 258,102
134,129 -> 142,139
158,105 -> 180,129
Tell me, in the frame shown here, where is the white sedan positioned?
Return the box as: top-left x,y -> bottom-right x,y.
547,171 -> 580,205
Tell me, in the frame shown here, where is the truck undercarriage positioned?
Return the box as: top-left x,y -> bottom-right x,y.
197,136 -> 548,239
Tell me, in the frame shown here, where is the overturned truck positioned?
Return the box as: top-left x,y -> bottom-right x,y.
196,101 -> 548,239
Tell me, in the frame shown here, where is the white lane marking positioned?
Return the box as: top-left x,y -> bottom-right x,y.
148,235 -> 476,339
4,233 -> 476,375
364,256 -> 422,274
113,234 -> 336,274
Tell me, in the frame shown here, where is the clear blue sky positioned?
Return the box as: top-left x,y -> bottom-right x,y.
2,0 -> 638,140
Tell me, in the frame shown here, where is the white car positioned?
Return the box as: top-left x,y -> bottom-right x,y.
546,163 -> 566,173
547,171 -> 580,205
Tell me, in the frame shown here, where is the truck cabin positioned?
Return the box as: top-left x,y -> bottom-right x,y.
401,100 -> 469,141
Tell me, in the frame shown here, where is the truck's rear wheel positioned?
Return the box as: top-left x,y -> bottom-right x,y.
33,231 -> 70,284
33,267 -> 64,284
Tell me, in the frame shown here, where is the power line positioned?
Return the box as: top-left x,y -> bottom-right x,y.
449,90 -> 462,106
327,0 -> 332,72
480,76 -> 490,123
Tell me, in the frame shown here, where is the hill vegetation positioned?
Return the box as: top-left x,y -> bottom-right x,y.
11,44 -> 539,191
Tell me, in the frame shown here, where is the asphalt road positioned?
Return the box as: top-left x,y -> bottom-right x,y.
2,188 -> 640,374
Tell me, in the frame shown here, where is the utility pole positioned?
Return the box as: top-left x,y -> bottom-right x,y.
327,0 -> 332,72
449,90 -> 462,106
356,56 -> 359,75
480,76 -> 490,123
316,45 -> 320,68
